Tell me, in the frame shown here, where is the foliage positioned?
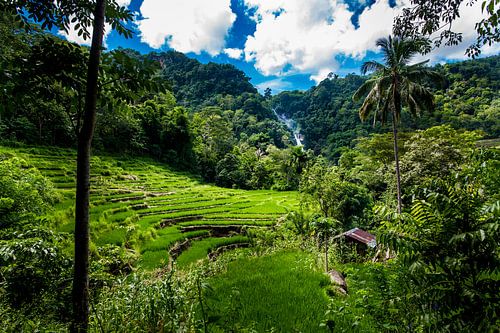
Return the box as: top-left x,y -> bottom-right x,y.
378,176 -> 500,331
152,51 -> 257,107
340,126 -> 485,213
399,125 -> 481,190
301,158 -> 373,228
89,272 -> 197,332
133,92 -> 194,165
393,0 -> 500,57
0,24 -> 166,149
283,210 -> 312,236
0,228 -> 72,310
191,106 -> 236,181
0,156 -> 60,228
0,157 -> 71,326
322,262 -> 398,332
1,0 -> 133,40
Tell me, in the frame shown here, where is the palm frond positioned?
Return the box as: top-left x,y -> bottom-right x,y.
395,37 -> 423,67
358,88 -> 379,121
352,78 -> 377,101
376,36 -> 391,54
360,61 -> 386,75
401,80 -> 435,115
405,67 -> 446,87
377,36 -> 397,68
406,59 -> 430,69
406,94 -> 420,117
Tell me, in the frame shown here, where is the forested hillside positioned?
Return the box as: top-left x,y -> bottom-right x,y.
272,56 -> 500,159
150,51 -> 257,107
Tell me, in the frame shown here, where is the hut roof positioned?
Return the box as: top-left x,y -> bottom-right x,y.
334,228 -> 377,248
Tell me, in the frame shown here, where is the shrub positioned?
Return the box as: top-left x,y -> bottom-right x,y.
0,156 -> 60,229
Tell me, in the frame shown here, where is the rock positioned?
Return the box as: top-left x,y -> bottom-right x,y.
327,269 -> 348,294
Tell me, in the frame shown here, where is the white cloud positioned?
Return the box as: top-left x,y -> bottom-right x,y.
224,48 -> 244,59
59,0 -> 132,46
256,77 -> 294,94
244,0 -> 497,83
137,0 -> 236,55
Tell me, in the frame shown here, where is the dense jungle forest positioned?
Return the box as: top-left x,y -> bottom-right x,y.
0,0 -> 499,332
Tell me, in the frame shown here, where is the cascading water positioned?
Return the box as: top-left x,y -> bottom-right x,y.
272,108 -> 303,147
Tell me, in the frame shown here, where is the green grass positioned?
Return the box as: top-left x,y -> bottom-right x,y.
204,250 -> 331,332
95,228 -> 127,246
137,250 -> 169,270
177,219 -> 274,226
321,262 -> 395,332
0,145 -> 299,269
175,236 -> 249,268
139,227 -> 209,253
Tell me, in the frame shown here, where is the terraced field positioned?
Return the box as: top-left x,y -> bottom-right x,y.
0,146 -> 299,269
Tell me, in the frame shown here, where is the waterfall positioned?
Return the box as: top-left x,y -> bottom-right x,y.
272,108 -> 303,147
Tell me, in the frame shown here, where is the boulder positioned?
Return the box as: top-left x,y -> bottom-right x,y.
327,269 -> 348,294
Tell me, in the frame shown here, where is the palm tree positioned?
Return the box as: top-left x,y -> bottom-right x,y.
353,35 -> 442,213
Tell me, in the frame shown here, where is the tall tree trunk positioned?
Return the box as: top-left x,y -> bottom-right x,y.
72,0 -> 106,332
391,111 -> 402,214
324,233 -> 329,272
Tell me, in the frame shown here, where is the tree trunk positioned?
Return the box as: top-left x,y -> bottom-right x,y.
391,111 -> 402,214
324,233 -> 329,272
72,1 -> 106,332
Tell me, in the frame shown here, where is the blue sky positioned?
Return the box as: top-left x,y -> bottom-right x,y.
61,0 -> 499,94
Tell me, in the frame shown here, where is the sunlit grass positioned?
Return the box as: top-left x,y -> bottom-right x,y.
176,236 -> 249,268
205,250 -> 331,332
0,145 -> 299,270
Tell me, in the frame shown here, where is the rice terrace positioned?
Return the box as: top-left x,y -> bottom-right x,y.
0,146 -> 298,269
1,0 -> 499,332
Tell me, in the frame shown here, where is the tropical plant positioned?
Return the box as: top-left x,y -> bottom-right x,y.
378,177 -> 500,331
353,35 -> 443,213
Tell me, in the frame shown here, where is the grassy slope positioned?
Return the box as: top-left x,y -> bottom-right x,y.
0,145 -> 299,269
204,250 -> 331,332
175,235 -> 249,268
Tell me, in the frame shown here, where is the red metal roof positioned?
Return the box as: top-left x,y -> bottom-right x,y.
335,228 -> 377,248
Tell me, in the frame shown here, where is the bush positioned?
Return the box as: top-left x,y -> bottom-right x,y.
379,177 -> 500,332
90,272 -> 196,332
0,228 -> 72,318
0,156 -> 60,229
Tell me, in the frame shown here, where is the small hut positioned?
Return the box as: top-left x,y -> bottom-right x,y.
333,228 -> 376,255
335,228 -> 376,247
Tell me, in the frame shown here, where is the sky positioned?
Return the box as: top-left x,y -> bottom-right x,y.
60,0 -> 500,94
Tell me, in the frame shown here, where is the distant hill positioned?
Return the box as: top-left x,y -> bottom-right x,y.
271,55 -> 500,159
150,51 -> 257,108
